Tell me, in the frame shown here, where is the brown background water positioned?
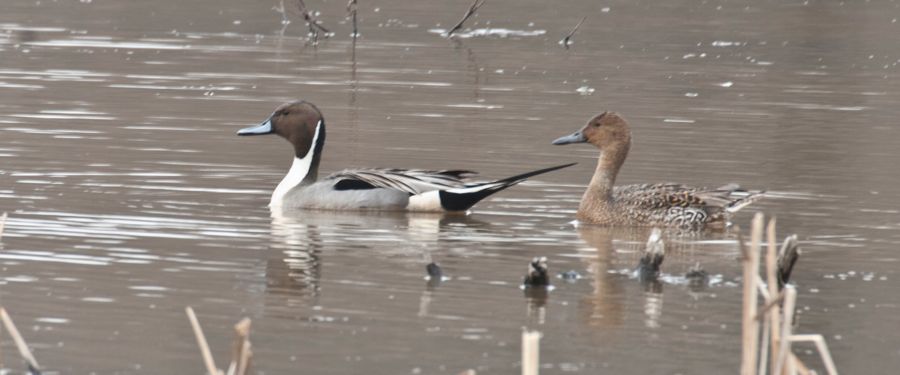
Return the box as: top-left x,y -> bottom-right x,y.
1,0 -> 899,373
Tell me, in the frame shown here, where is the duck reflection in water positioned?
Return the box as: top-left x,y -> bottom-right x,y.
265,206 -> 491,318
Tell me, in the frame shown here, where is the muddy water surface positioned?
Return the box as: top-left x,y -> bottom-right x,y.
2,0 -> 900,373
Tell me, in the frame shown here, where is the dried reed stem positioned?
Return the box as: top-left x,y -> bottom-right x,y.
447,0 -> 486,36
236,340 -> 252,375
790,334 -> 839,375
521,330 -> 541,375
560,16 -> 586,48
227,318 -> 252,375
0,307 -> 41,373
764,218 -> 781,375
186,307 -> 222,375
773,286 -> 797,375
457,370 -> 477,375
754,292 -> 785,322
0,212 -> 7,240
347,0 -> 358,37
741,213 -> 763,375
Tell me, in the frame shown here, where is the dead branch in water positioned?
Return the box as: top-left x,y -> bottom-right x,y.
740,214 -> 837,375
560,16 -> 586,49
0,307 -> 42,374
446,0 -> 486,36
186,307 -> 223,375
347,0 -> 358,38
296,0 -> 331,43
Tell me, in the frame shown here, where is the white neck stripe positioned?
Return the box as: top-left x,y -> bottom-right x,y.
270,120 -> 322,206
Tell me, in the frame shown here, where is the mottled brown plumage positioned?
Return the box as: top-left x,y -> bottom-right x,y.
553,112 -> 763,230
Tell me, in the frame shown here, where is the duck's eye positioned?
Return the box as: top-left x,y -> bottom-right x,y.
592,122 -> 601,128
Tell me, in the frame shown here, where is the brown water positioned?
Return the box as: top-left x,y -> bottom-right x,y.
2,0 -> 900,373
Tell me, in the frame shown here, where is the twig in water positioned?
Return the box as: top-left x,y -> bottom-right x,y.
347,0 -> 358,38
446,0 -> 486,37
297,0 -> 331,44
560,16 -> 586,49
0,307 -> 41,374
185,307 -> 222,375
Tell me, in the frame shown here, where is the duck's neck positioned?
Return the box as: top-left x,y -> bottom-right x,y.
581,141 -> 630,209
270,121 -> 324,206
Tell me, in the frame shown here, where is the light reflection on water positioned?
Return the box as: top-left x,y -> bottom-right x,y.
2,0 -> 900,373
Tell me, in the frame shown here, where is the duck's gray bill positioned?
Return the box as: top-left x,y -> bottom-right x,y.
552,131 -> 587,145
237,119 -> 273,136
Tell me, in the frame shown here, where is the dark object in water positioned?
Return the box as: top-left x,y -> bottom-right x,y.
560,16 -> 587,49
636,228 -> 665,281
446,0 -> 486,37
523,257 -> 549,288
777,234 -> 800,289
426,262 -> 442,280
685,262 -> 709,290
425,262 -> 444,289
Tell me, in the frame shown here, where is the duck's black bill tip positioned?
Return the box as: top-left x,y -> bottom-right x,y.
237,119 -> 273,136
552,131 -> 587,145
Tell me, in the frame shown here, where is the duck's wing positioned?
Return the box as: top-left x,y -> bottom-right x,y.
324,168 -> 476,195
615,183 -> 763,213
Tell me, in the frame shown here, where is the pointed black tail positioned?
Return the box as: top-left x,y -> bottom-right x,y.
438,162 -> 576,211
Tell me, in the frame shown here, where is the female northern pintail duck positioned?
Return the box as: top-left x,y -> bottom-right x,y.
239,101 -> 574,212
552,112 -> 762,229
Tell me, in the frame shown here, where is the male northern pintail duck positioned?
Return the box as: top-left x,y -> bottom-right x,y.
239,101 -> 574,212
552,112 -> 763,229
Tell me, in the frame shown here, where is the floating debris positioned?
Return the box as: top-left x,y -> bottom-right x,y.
557,270 -> 583,282
576,86 -> 595,95
430,28 -> 546,38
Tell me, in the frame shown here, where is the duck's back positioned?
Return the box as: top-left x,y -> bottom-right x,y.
580,183 -> 759,229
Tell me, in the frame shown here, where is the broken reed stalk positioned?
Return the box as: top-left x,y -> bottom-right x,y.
0,212 -> 7,240
773,286 -> 797,375
296,0 -> 331,43
560,16 -> 586,49
765,218 -> 781,375
227,318 -> 252,375
741,214 -> 839,375
457,370 -> 476,375
0,307 -> 41,373
740,213 -> 764,375
521,330 -> 541,375
185,307 -> 222,375
447,0 -> 486,36
790,334 -> 838,375
347,0 -> 358,38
